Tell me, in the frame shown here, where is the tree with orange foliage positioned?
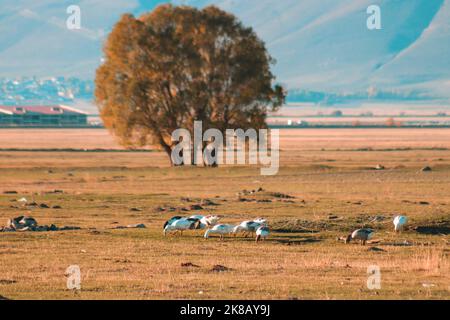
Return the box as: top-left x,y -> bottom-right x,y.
95,5 -> 285,165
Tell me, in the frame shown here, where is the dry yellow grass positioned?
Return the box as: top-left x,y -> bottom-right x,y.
0,128 -> 449,299
2,128 -> 450,150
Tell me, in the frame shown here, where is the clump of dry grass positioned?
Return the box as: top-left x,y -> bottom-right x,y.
407,248 -> 449,274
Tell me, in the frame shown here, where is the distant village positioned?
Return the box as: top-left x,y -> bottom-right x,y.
0,77 -> 93,106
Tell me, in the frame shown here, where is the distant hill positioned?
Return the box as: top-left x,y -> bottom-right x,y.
179,0 -> 450,101
1,0 -> 449,102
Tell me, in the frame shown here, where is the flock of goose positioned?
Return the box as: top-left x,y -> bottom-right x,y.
163,215 -> 269,242
163,214 -> 409,244
345,215 -> 408,245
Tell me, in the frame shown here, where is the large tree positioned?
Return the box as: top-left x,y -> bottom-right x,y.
95,4 -> 285,165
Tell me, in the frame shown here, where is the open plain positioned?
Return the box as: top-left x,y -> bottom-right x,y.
0,128 -> 449,299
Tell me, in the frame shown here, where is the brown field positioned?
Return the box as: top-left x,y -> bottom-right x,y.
0,128 -> 449,300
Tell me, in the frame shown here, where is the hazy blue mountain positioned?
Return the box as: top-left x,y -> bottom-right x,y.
0,0 -> 165,79
178,0 -> 450,99
1,0 -> 449,100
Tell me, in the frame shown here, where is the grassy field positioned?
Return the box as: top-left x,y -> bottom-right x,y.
0,128 -> 449,300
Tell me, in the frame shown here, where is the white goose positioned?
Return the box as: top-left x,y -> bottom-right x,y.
17,197 -> 28,203
163,216 -> 182,229
204,224 -> 235,240
189,215 -> 220,229
163,217 -> 200,236
233,218 -> 267,237
393,215 -> 408,232
255,226 -> 270,242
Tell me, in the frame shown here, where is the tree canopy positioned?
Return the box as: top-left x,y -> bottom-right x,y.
95,4 -> 285,165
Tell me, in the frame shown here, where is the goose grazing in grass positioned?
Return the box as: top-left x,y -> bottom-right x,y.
163,216 -> 183,230
163,217 -> 200,236
345,228 -> 374,245
393,215 -> 408,232
204,224 -> 235,240
189,215 -> 220,229
255,226 -> 270,242
233,218 -> 267,237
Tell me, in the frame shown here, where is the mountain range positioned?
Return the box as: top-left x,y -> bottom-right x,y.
1,0 -> 449,101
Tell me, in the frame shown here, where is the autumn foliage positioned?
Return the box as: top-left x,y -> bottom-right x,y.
95,4 -> 285,165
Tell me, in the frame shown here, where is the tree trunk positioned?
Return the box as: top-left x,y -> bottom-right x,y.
162,143 -> 176,166
158,136 -> 178,166
204,142 -> 218,167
